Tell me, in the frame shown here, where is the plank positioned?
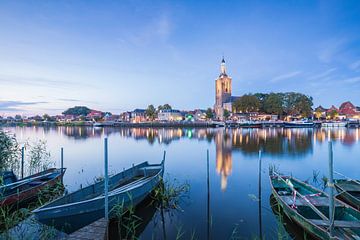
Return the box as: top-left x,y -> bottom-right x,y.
281,196 -> 342,207
310,219 -> 360,228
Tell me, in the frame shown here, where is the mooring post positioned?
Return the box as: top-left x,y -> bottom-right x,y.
104,138 -> 109,222
207,149 -> 210,240
328,141 -> 334,237
61,147 -> 64,184
21,146 -> 25,179
258,150 -> 263,240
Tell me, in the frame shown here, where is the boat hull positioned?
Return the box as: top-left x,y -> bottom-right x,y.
0,168 -> 65,207
335,180 -> 360,211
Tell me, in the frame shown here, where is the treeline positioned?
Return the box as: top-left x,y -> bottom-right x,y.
232,92 -> 313,117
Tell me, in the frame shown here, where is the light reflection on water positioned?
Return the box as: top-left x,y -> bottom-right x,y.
3,126 -> 360,239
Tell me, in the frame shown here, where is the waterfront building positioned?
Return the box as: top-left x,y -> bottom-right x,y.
339,101 -> 360,118
130,109 -> 147,123
214,57 -> 239,120
158,109 -> 183,121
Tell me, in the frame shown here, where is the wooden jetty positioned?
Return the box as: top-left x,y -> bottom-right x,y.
67,218 -> 108,240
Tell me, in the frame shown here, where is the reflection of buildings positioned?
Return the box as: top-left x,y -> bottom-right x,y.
215,130 -> 233,191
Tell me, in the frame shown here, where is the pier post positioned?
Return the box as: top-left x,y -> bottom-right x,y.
258,150 -> 262,240
104,138 -> 109,222
207,149 -> 211,240
61,147 -> 64,184
328,141 -> 334,237
21,146 -> 24,179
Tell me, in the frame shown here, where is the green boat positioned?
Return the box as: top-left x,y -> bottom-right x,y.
270,174 -> 360,239
335,179 -> 360,211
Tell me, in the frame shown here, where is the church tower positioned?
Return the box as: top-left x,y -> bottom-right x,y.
214,57 -> 232,119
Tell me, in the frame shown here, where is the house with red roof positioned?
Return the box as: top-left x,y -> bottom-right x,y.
339,101 -> 359,118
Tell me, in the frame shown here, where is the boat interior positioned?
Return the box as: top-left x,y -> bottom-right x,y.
42,162 -> 162,207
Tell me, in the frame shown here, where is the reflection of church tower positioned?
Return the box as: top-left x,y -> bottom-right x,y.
215,130 -> 233,191
214,57 -> 232,119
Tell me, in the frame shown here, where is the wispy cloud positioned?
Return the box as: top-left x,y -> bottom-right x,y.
57,98 -> 81,102
0,100 -> 47,112
308,68 -> 337,80
342,77 -> 360,84
317,38 -> 347,63
0,74 -> 92,89
349,60 -> 360,71
270,71 -> 302,83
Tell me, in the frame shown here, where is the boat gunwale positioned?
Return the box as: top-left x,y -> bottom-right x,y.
269,174 -> 360,240
33,162 -> 163,213
0,168 -> 65,201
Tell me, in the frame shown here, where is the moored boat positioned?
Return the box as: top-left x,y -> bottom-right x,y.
284,121 -> 314,128
270,174 -> 360,239
335,179 -> 360,211
33,160 -> 164,233
0,168 -> 66,207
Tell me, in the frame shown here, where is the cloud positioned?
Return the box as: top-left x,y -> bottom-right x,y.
0,74 -> 92,89
0,100 -> 47,112
349,60 -> 360,71
342,77 -> 360,84
57,98 -> 81,102
317,38 -> 347,63
308,68 -> 337,80
270,71 -> 302,83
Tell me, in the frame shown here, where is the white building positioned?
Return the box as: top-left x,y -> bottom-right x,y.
158,109 -> 183,121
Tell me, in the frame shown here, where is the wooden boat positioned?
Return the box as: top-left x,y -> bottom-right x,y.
33,161 -> 164,233
270,174 -> 360,239
335,179 -> 360,211
284,121 -> 314,128
0,168 -> 66,207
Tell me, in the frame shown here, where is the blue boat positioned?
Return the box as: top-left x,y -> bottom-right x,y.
32,161 -> 164,233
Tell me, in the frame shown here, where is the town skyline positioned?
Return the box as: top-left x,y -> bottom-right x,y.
1,1 -> 360,115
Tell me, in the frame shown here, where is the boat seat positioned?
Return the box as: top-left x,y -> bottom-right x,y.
310,219 -> 360,228
139,166 -> 161,171
281,196 -> 342,207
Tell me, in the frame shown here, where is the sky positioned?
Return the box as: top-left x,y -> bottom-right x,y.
0,0 -> 360,116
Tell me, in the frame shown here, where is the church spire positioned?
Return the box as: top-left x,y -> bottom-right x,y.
220,56 -> 226,76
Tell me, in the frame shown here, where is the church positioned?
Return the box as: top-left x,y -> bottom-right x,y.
214,57 -> 239,120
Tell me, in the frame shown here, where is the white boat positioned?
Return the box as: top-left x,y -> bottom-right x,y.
321,122 -> 347,128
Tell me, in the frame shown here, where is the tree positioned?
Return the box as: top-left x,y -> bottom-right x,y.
146,105 -> 157,120
315,109 -> 323,120
43,114 -> 50,121
283,92 -> 313,117
223,109 -> 230,120
62,106 -> 92,116
0,130 -> 20,171
264,93 -> 284,116
233,94 -> 260,113
162,104 -> 172,110
254,93 -> 269,113
328,110 -> 339,120
206,108 -> 214,120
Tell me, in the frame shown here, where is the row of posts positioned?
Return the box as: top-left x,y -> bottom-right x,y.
20,146 -> 64,184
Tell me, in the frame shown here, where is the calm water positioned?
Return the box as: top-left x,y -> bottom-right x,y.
3,126 -> 360,239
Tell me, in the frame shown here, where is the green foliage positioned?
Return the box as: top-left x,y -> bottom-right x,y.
264,93 -> 284,116
223,109 -> 230,120
283,92 -> 313,117
233,94 -> 260,113
62,106 -> 92,116
158,104 -> 172,112
27,140 -> 52,175
0,130 -> 20,172
146,105 -> 157,120
205,108 -> 214,120
327,109 -> 338,119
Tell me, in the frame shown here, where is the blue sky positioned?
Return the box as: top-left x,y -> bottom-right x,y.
0,0 -> 360,115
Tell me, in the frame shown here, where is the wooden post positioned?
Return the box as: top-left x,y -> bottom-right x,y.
207,149 -> 211,240
258,150 -> 263,240
21,146 -> 24,179
328,141 -> 334,237
104,138 -> 109,222
61,147 -> 64,184
162,150 -> 166,164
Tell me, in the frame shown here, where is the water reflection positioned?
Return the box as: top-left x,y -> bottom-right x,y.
12,126 -> 360,192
